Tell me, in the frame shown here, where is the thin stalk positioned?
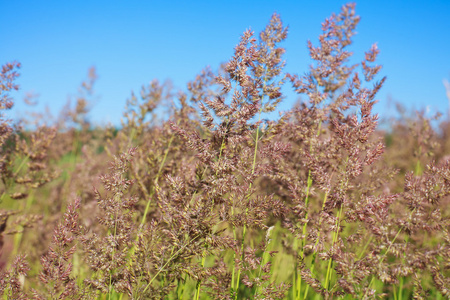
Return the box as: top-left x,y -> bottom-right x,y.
138,234 -> 201,300
232,66 -> 269,297
122,119 -> 182,298
1,150 -> 31,206
301,170 -> 313,257
363,208 -> 415,298
325,202 -> 344,290
296,170 -> 313,299
302,189 -> 329,300
233,224 -> 247,299
10,189 -> 35,261
107,206 -> 119,300
233,102 -> 264,299
215,119 -> 229,172
393,158 -> 421,299
296,120 -> 322,300
358,235 -> 373,260
176,275 -> 187,300
0,192 -> 6,204
324,157 -> 349,292
127,127 -> 136,149
12,154 -> 30,178
140,131 -> 176,227
135,119 -> 180,228
194,250 -> 207,300
231,204 -> 237,292
125,119 -> 181,271
195,117 -> 228,298
254,226 -> 274,297
395,232 -> 410,300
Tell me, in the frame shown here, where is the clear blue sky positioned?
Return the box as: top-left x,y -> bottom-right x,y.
1,0 -> 449,126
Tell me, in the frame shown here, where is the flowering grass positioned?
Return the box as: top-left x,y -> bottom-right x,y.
0,3 -> 449,299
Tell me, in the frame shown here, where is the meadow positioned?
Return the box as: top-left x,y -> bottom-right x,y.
0,4 -> 449,299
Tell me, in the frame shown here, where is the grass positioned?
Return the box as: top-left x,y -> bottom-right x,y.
0,3 -> 449,299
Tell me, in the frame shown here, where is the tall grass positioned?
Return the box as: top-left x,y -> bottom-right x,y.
0,3 -> 449,299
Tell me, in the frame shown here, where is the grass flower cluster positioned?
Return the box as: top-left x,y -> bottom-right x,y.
0,4 -> 449,299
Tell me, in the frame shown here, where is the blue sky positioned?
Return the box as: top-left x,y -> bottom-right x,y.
1,0 -> 449,126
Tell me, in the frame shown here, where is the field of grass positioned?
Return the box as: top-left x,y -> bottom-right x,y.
0,4 -> 449,299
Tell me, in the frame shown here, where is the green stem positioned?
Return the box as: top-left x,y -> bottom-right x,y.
296,170 -> 313,299
254,227 -> 274,297
12,154 -> 30,178
325,201 -> 344,290
358,236 -> 373,260
140,133 -> 176,227
324,158 -> 349,291
107,207 -> 119,300
194,249 -> 207,300
195,117 -> 229,298
232,73 -> 268,297
298,120 -> 323,300
233,99 -> 265,300
364,208 -> 415,298
138,119 -> 181,228
398,276 -> 404,300
123,122 -> 179,298
138,234 -> 201,300
176,275 -> 186,300
303,190 -> 329,300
